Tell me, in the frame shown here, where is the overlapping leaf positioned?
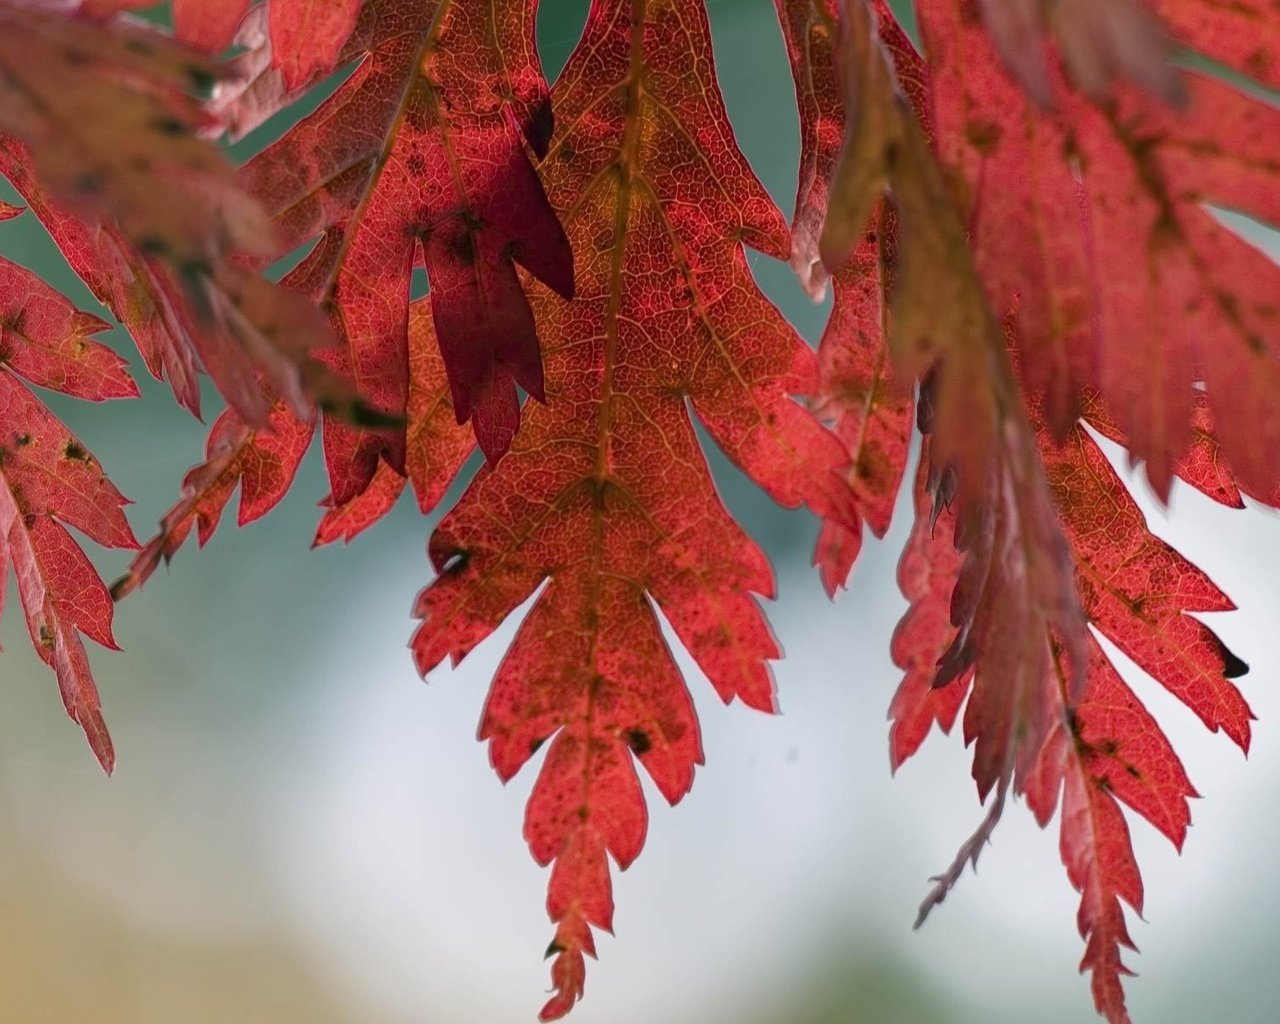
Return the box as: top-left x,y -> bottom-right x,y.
7,2 -> 1273,1022
785,2 -> 1256,1020
793,0 -> 1085,895
775,0 -> 913,594
270,0 -> 363,88
889,426 -> 1246,1023
0,225 -> 138,771
0,3 -> 343,425
410,1 -> 854,1016
919,0 -> 1280,500
976,0 -> 1182,106
81,0 -> 361,81
81,0 -> 250,52
220,0 -> 572,497
113,296 -> 473,596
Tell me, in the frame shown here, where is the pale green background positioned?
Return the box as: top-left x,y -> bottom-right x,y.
1,2 -> 1278,1022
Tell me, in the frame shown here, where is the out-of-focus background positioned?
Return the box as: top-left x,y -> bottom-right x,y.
3,2 -> 1279,1022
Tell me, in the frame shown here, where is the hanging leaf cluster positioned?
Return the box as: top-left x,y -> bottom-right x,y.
1,1 -> 1275,1021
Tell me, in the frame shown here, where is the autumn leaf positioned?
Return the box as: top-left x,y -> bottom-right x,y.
82,0 -> 359,76
79,0 -> 250,52
0,236 -> 139,772
109,401 -> 313,601
0,4 -> 348,426
1155,0 -> 1280,90
884,459 -> 971,769
775,0 -> 913,595
802,0 -> 1085,907
919,0 -> 1280,500
5,1 -> 1275,1021
977,0 -> 1181,107
114,296 -> 473,594
1029,633 -> 1197,1024
1083,388 -> 1277,510
0,4 -> 253,270
885,415 -> 1250,1023
792,5 -> 1256,1012
409,1 -> 855,1016
220,0 -> 573,488
270,0 -> 363,88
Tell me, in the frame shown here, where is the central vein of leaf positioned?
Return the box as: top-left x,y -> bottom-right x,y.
595,0 -> 647,484
576,0 -> 650,843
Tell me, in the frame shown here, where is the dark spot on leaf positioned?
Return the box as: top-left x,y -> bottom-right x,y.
63,440 -> 88,461
1100,738 -> 1119,756
624,728 -> 651,755
544,941 -> 565,959
529,736 -> 546,755
1219,640 -> 1249,679
584,475 -> 617,511
62,47 -> 92,67
1125,763 -> 1142,779
966,119 -> 1002,154
448,228 -> 475,263
14,432 -> 30,447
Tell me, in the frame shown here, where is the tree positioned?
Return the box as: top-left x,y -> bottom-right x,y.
0,0 -> 1274,1021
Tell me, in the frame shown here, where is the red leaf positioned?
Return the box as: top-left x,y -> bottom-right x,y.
313,300 -> 474,546
80,0 -> 252,52
227,0 -> 572,483
0,7 -> 346,426
919,0 -> 1280,499
269,0 -> 362,89
411,2 -> 854,1015
1042,423 -> 1254,750
776,0 -> 914,594
976,0 -> 1181,106
811,4 -> 1086,904
172,0 -> 251,52
1059,748 -> 1142,1024
887,461 -> 969,771
1047,633 -> 1197,1024
0,251 -> 138,771
1154,0 -> 1280,91
890,416 -> 1247,1014
120,297 -> 473,585
110,402 -> 314,600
